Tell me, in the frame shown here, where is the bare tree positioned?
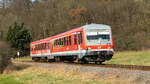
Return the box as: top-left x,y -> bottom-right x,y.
0,0 -> 12,8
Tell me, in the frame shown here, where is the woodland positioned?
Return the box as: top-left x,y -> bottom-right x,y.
0,0 -> 150,51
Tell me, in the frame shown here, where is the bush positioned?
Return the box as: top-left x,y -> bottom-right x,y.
0,41 -> 15,74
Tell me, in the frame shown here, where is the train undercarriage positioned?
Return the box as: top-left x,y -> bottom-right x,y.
32,51 -> 113,64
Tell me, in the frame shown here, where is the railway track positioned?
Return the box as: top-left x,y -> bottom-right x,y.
17,60 -> 150,71
66,63 -> 150,71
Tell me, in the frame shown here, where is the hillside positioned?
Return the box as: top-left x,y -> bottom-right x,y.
0,0 -> 150,51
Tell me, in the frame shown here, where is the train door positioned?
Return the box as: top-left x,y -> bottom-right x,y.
77,32 -> 83,59
47,41 -> 51,58
73,33 -> 78,51
38,43 -> 42,57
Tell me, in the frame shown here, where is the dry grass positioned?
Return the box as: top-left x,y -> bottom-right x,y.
0,63 -> 132,84
1,62 -> 148,84
3,50 -> 150,84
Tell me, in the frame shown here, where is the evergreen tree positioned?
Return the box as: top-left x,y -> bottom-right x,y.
6,22 -> 32,55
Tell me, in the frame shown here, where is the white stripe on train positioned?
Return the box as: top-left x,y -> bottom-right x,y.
31,49 -> 113,58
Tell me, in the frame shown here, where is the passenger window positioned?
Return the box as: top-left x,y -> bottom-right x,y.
59,39 -> 61,45
42,43 -> 43,49
64,37 -> 66,46
36,45 -> 38,50
40,44 -> 42,50
61,38 -> 64,46
42,43 -> 44,49
38,44 -> 39,50
80,33 -> 83,43
56,40 -> 58,46
45,43 -> 46,49
69,36 -> 71,45
54,40 -> 56,46
74,34 -> 77,45
67,36 -> 69,46
38,44 -> 40,50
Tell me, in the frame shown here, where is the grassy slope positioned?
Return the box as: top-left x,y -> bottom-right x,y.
105,50 -> 150,66
0,66 -> 127,84
2,50 -> 150,84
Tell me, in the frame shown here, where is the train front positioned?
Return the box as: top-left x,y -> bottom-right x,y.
83,24 -> 114,63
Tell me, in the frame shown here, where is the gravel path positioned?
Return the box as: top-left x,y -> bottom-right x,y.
15,62 -> 150,84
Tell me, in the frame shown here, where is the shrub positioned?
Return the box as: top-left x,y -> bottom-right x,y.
0,41 -> 15,74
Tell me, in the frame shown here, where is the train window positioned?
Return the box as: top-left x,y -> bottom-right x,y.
55,40 -> 56,46
57,39 -> 60,45
39,44 -> 40,50
41,44 -> 42,50
61,38 -> 64,46
46,43 -> 47,49
41,44 -> 43,50
81,33 -> 83,43
59,39 -> 61,45
36,45 -> 37,50
45,43 -> 47,49
54,40 -> 56,46
47,43 -> 49,49
35,45 -> 36,50
41,44 -> 42,49
59,39 -> 61,46
38,44 -> 39,50
37,45 -> 39,50
56,40 -> 58,46
40,44 -> 42,50
38,45 -> 39,50
69,36 -> 71,45
57,39 -> 59,46
39,44 -> 41,50
64,37 -> 66,46
55,40 -> 57,46
74,34 -> 77,45
67,36 -> 69,46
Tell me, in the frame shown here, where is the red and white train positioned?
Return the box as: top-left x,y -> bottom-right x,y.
30,24 -> 114,63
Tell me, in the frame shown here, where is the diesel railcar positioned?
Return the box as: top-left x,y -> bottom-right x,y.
30,24 -> 114,63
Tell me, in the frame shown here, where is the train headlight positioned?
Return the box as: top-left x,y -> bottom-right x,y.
108,46 -> 111,49
88,47 -> 91,50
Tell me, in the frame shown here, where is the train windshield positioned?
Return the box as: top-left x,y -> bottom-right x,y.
87,34 -> 110,41
85,29 -> 111,45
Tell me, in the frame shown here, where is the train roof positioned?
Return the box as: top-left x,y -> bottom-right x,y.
31,24 -> 111,45
83,24 -> 111,29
